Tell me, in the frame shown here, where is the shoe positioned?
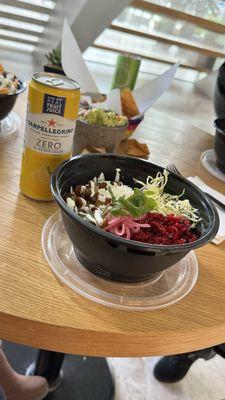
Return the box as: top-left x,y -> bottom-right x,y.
154,348 -> 215,383
153,355 -> 194,383
3,375 -> 49,400
214,344 -> 225,359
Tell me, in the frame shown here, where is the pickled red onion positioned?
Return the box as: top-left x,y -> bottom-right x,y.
104,216 -> 150,239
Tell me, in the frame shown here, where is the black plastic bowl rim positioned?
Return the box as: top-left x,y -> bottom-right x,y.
214,118 -> 225,135
0,77 -> 26,97
51,154 -> 219,252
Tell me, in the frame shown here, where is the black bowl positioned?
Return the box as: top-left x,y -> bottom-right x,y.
214,118 -> 225,173
216,61 -> 225,91
0,77 -> 26,121
51,154 -> 219,282
214,78 -> 225,119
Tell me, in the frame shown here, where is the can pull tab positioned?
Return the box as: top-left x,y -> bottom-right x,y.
45,78 -> 63,87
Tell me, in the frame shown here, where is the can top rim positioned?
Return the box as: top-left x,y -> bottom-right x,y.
32,72 -> 80,91
117,52 -> 141,61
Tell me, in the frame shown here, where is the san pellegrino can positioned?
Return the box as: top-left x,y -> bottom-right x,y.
111,53 -> 141,90
20,73 -> 80,200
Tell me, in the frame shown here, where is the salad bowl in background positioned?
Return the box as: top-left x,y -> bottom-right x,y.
79,91 -> 144,141
51,154 -> 219,283
0,78 -> 26,121
73,117 -> 128,155
74,98 -> 129,154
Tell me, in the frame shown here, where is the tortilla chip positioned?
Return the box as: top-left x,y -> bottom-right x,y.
0,87 -> 9,95
121,88 -> 139,118
0,64 -> 4,74
118,139 -> 149,158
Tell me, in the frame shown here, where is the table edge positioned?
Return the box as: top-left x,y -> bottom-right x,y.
0,311 -> 224,356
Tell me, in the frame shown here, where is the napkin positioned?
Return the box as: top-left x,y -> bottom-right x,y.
188,176 -> 225,245
61,19 -> 99,92
132,62 -> 179,114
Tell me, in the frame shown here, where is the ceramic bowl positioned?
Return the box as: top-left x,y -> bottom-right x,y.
73,118 -> 128,155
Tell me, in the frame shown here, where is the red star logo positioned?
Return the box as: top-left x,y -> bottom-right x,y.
47,118 -> 57,127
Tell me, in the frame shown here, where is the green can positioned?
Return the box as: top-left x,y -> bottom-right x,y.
111,53 -> 141,90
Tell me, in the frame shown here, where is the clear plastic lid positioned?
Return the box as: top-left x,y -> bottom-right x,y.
0,112 -> 21,138
201,149 -> 225,182
42,212 -> 199,311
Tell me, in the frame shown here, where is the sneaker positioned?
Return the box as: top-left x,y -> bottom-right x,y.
153,355 -> 194,383
154,348 -> 215,383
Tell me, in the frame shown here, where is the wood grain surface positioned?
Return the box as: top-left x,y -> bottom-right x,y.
0,91 -> 225,357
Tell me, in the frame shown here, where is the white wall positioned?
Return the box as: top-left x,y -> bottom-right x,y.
70,0 -> 133,52
34,0 -> 87,66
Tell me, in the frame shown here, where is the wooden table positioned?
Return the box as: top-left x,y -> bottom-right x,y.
0,91 -> 225,360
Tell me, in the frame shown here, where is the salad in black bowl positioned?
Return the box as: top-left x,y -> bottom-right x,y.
51,154 -> 219,282
0,64 -> 26,121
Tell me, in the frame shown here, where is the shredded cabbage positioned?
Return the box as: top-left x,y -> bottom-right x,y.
134,170 -> 169,194
135,170 -> 201,226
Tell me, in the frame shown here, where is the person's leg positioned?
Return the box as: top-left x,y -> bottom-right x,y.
0,348 -> 49,400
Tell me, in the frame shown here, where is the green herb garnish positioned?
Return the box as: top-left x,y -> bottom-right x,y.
110,188 -> 156,217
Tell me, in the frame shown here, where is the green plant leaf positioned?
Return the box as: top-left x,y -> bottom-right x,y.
45,47 -> 62,66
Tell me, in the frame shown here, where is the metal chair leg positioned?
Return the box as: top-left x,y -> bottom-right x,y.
27,350 -> 64,392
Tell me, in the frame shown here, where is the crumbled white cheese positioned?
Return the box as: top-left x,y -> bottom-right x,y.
80,198 -> 87,208
82,206 -> 90,213
98,172 -> 105,181
98,190 -> 109,202
94,209 -> 104,226
90,180 -> 96,197
85,214 -> 97,224
98,183 -> 133,201
115,168 -> 121,182
67,197 -> 75,210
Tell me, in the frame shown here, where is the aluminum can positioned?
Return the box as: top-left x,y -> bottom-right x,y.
111,53 -> 141,90
20,72 -> 80,200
